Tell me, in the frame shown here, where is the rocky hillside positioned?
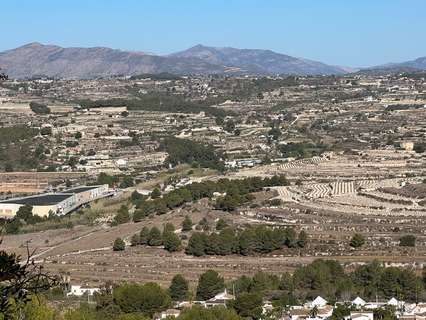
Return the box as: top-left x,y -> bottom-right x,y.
170,44 -> 348,75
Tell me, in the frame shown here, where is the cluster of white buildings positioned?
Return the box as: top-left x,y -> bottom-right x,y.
67,286 -> 426,320
288,296 -> 426,320
157,289 -> 236,319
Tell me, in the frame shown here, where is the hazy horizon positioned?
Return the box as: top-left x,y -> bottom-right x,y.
2,0 -> 426,68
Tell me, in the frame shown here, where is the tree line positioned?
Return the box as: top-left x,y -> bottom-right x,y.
29,101 -> 50,114
185,226 -> 307,257
160,137 -> 224,171
229,259 -> 426,304
116,223 -> 182,253
129,175 -> 289,221
278,141 -> 329,159
118,222 -> 307,256
74,94 -> 232,119
5,259 -> 426,320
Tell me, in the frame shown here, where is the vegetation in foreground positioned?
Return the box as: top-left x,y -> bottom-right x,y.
2,258 -> 426,319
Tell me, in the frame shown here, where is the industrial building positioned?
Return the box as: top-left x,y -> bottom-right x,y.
0,184 -> 110,218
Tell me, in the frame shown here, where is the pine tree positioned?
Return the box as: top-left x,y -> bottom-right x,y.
196,270 -> 225,300
148,226 -> 163,246
163,232 -> 182,252
169,274 -> 189,301
185,232 -> 207,256
139,227 -> 150,245
182,215 -> 193,232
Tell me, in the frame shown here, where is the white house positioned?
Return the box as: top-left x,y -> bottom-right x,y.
388,297 -> 400,307
352,297 -> 367,308
310,296 -> 328,308
67,285 -> 100,297
410,303 -> 426,315
115,159 -> 128,168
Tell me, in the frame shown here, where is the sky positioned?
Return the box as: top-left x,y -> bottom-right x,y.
1,0 -> 425,68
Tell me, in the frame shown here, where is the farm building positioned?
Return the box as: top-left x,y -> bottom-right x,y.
0,184 -> 110,218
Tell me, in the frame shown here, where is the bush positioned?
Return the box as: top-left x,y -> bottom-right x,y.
113,205 -> 131,225
350,233 -> 365,248
414,143 -> 425,154
30,101 -> 50,114
139,227 -> 150,245
120,176 -> 135,188
269,198 -> 282,206
113,238 -> 125,251
151,188 -> 161,199
5,218 -> 22,234
97,172 -> 119,187
131,234 -> 140,246
40,127 -> 52,136
297,230 -> 308,248
399,235 -> 416,247
215,218 -> 228,230
182,215 -> 193,232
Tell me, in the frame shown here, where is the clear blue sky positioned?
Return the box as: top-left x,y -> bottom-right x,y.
2,0 -> 425,67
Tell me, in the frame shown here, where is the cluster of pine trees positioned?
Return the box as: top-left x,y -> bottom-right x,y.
230,259 -> 426,305
131,175 -> 290,221
161,137 -> 224,171
128,223 -> 182,252
185,226 -> 307,257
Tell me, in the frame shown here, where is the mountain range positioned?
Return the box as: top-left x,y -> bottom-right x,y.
365,57 -> 426,73
0,42 -> 425,79
0,42 -> 348,79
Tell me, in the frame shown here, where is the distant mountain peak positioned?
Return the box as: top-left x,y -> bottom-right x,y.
15,42 -> 47,50
191,44 -> 208,49
170,45 -> 348,75
22,42 -> 43,47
